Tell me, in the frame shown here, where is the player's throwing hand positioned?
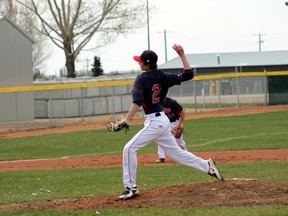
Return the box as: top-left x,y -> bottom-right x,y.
172,44 -> 184,56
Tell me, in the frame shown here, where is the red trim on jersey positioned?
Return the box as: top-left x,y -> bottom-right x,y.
142,102 -> 149,111
133,88 -> 143,94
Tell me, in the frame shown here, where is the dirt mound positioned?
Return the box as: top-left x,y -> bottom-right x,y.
1,180 -> 287,212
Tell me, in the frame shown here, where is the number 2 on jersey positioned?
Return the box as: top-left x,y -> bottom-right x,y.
152,84 -> 161,104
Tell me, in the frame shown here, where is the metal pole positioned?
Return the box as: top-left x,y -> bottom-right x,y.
236,67 -> 240,108
112,86 -> 115,121
236,76 -> 240,107
158,29 -> 172,61
202,81 -> 206,109
264,69 -> 268,105
48,91 -> 52,127
193,68 -> 197,112
164,29 -> 167,62
14,92 -> 18,131
194,82 -> 197,112
218,79 -> 221,109
146,0 -> 150,50
81,88 -> 84,122
258,34 -> 261,52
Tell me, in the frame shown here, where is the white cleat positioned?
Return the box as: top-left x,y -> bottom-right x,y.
207,158 -> 224,181
119,187 -> 139,200
156,158 -> 165,163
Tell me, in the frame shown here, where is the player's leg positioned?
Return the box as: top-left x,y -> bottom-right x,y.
176,135 -> 187,150
157,134 -> 208,172
121,117 -> 170,199
122,126 -> 153,188
156,146 -> 166,163
156,134 -> 223,180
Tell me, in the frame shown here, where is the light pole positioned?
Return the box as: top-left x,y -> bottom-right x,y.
158,29 -> 172,62
146,0 -> 150,50
164,29 -> 167,62
252,33 -> 265,52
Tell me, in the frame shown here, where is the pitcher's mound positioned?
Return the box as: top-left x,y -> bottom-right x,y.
1,180 -> 287,212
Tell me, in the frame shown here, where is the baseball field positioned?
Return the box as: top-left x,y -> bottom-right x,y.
0,105 -> 288,215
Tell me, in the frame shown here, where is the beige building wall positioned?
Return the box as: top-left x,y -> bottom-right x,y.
0,16 -> 34,122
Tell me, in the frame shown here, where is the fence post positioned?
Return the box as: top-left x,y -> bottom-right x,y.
48,91 -> 53,127
193,67 -> 197,112
80,88 -> 84,122
112,86 -> 115,121
194,81 -> 197,112
236,76 -> 240,107
235,66 -> 240,108
14,92 -> 19,131
202,81 -> 206,109
218,79 -> 221,109
263,70 -> 268,105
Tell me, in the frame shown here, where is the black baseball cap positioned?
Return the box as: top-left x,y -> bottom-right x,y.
133,50 -> 158,64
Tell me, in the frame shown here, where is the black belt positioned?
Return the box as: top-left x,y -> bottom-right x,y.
155,112 -> 161,117
170,118 -> 180,123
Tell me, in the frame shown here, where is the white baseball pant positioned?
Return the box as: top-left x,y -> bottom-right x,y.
122,111 -> 209,189
157,119 -> 187,159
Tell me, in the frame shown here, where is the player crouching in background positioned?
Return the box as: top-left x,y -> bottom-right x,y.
156,97 -> 187,163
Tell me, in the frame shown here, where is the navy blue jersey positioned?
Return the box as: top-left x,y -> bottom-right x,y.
163,97 -> 183,122
132,69 -> 193,114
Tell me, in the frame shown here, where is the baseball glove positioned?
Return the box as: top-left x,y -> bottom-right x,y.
106,120 -> 129,133
172,127 -> 184,139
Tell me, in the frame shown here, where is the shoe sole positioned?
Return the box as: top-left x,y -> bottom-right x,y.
209,159 -> 224,181
156,159 -> 165,163
119,193 -> 138,200
119,191 -> 139,200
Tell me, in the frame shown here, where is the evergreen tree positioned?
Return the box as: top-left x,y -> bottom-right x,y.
91,56 -> 104,77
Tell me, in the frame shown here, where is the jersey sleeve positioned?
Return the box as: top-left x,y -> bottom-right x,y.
164,69 -> 194,87
164,73 -> 181,87
132,75 -> 144,106
180,69 -> 194,82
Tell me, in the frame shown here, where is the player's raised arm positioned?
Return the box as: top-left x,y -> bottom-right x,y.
172,44 -> 193,81
172,44 -> 191,70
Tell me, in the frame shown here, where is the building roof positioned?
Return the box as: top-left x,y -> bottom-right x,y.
0,15 -> 34,43
159,50 -> 288,69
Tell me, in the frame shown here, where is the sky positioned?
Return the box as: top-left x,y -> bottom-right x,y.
45,0 -> 288,76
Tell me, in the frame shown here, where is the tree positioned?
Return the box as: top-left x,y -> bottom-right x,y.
91,56 -> 104,77
16,0 -> 146,78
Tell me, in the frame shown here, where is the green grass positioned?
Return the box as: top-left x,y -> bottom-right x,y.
0,130 -> 132,160
186,111 -> 288,151
0,109 -> 287,215
1,110 -> 288,160
1,162 -> 287,205
182,102 -> 263,109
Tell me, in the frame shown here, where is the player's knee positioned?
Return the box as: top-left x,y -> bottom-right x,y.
123,144 -> 136,154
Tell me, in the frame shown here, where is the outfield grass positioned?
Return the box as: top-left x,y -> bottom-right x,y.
1,110 -> 288,160
0,110 -> 287,215
182,102 -> 262,109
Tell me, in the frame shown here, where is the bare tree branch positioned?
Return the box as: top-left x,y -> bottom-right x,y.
15,0 -> 147,77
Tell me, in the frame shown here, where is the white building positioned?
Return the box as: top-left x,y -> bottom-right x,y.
0,15 -> 34,122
